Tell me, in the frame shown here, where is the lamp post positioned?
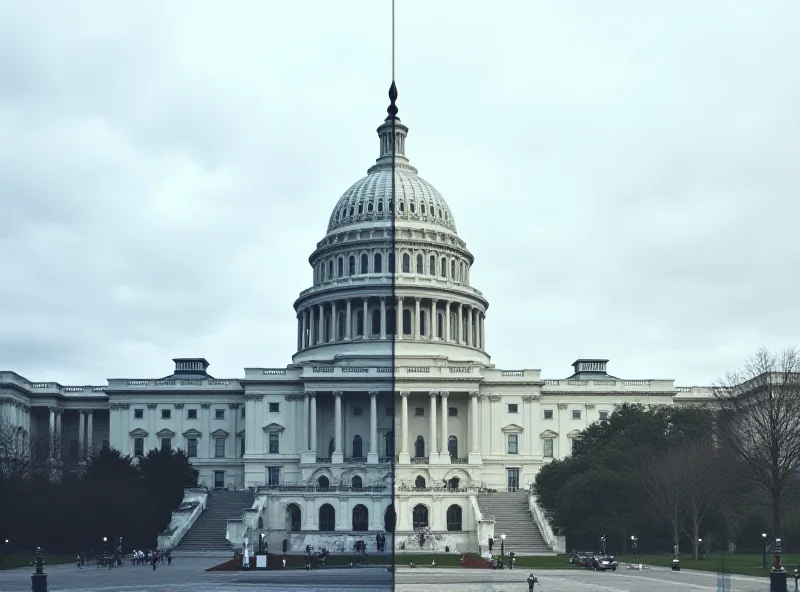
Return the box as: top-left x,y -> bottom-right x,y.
631,535 -> 640,565
600,534 -> 606,556
698,538 -> 703,560
771,537 -> 788,592
763,533 -> 768,569
500,534 -> 506,569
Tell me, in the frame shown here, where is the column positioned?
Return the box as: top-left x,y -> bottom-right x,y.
301,309 -> 308,348
444,301 -> 451,342
362,298 -> 369,339
318,304 -> 325,344
457,303 -> 464,343
440,391 -> 450,460
55,410 -> 62,458
309,307 -> 315,345
78,411 -> 86,458
396,296 -> 403,339
333,391 -> 343,463
87,411 -> 94,457
345,299 -> 352,340
469,392 -> 482,463
414,298 -> 421,339
331,300 -> 338,342
399,392 -> 410,462
467,307 -> 474,347
429,391 -> 438,461
48,407 -> 55,458
368,391 -> 378,463
379,297 -> 387,339
475,311 -> 481,350
310,392 -> 317,454
481,314 -> 486,349
297,314 -> 302,350
431,299 -> 438,340
302,394 -> 310,451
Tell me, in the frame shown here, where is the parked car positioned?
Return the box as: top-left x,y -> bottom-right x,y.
591,555 -> 618,571
569,551 -> 592,565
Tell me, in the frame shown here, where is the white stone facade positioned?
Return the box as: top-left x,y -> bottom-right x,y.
0,95 -> 713,553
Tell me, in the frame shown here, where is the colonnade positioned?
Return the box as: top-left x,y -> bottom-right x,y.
296,296 -> 485,350
47,407 -> 94,458
398,391 -> 480,462
300,391 -> 380,463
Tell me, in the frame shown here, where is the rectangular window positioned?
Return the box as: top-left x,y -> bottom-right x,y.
161,438 -> 171,452
543,438 -> 554,458
214,438 -> 226,458
269,403 -> 280,412
215,409 -> 225,420
269,432 -> 279,454
543,410 -> 553,420
268,467 -> 280,485
448,407 -> 458,417
134,408 -> 144,419
187,438 -> 198,458
508,404 -> 518,413
161,409 -> 171,420
572,409 -> 581,420
134,437 -> 144,457
507,434 -> 518,454
415,408 -> 424,417
187,409 -> 197,420
599,411 -> 609,421
241,407 -> 246,418
354,407 -> 363,416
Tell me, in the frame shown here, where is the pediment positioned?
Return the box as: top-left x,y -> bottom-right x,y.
129,428 -> 148,438
210,429 -> 229,438
262,423 -> 285,433
156,428 -> 175,438
182,428 -> 202,438
501,423 -> 524,433
236,429 -> 246,438
540,429 -> 559,438
566,429 -> 583,438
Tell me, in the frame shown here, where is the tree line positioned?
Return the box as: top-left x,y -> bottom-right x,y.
533,348 -> 800,559
0,437 -> 197,555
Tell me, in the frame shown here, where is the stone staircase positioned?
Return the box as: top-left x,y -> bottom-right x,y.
477,491 -> 551,555
175,490 -> 254,551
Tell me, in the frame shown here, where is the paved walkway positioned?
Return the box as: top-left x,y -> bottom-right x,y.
0,560 -> 774,591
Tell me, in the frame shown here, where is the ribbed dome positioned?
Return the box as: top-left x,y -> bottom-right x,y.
327,167 -> 457,233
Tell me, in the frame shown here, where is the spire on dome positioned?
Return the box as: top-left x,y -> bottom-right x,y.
386,80 -> 399,121
370,82 -> 411,171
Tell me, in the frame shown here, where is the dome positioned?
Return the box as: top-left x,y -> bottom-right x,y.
327,167 -> 457,233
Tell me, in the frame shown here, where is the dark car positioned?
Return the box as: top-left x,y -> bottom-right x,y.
591,555 -> 618,571
569,551 -> 592,565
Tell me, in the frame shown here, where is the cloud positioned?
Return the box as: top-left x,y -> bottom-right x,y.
0,1 -> 798,385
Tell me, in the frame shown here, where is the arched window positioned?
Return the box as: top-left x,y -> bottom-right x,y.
337,257 -> 344,277
374,252 -> 382,273
367,202 -> 373,213
437,313 -> 444,339
352,435 -> 363,458
356,310 -> 364,337
371,309 -> 381,335
387,309 -> 396,335
409,201 -> 416,214
451,260 -> 456,281
286,503 -> 302,532
402,309 -> 412,335
414,435 -> 425,458
420,310 -> 426,337
384,505 -> 396,532
349,255 -> 356,276
377,200 -> 383,213
412,504 -> 429,529
317,475 -> 330,489
321,264 -> 326,282
402,253 -> 410,273
388,253 -> 395,273
398,201 -> 404,214
447,476 -> 460,490
323,311 -> 331,342
351,475 -> 363,489
352,504 -> 369,531
448,436 -> 458,459
319,503 -> 336,532
421,203 -> 426,215
414,475 -> 426,489
440,258 -> 446,278
361,254 -> 369,274
429,255 -> 435,275
416,254 -> 423,274
328,260 -> 333,278
446,505 -> 462,531
337,312 -> 345,341
385,431 -> 394,456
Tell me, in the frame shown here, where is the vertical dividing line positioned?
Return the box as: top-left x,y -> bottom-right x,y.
390,0 -> 397,582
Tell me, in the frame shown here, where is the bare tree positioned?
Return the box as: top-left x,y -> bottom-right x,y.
713,347 -> 800,538
636,447 -> 687,556
0,417 -> 26,478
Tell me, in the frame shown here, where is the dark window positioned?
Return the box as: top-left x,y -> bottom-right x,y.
429,255 -> 435,275
508,434 -> 518,454
412,504 -> 429,528
134,409 -> 144,419
371,309 -> 380,334
269,403 -> 280,412
385,431 -> 394,456
161,409 -> 171,420
402,253 -> 410,273
414,435 -> 425,458
446,505 -> 462,531
187,438 -> 198,457
241,407 -> 245,418
269,432 -> 279,453
448,407 -> 457,417
572,409 -> 581,419
448,436 -> 458,458
161,438 -> 171,452
416,254 -> 423,274
187,409 -> 197,419
134,437 -> 144,457
402,309 -> 412,334
268,467 -> 280,485
599,411 -> 609,421
415,475 -> 426,488
374,252 -> 382,273
352,504 -> 369,531
287,504 -> 301,531
440,258 -> 446,277
415,408 -> 424,417
317,475 -> 330,488
361,254 -> 369,274
388,253 -> 395,272
215,438 -> 226,458
508,404 -> 518,413
543,410 -> 553,420
348,255 -> 355,275
337,257 -> 343,277
543,438 -> 554,457
351,475 -> 363,489
215,409 -> 225,420
352,435 -> 363,458
319,504 -> 336,532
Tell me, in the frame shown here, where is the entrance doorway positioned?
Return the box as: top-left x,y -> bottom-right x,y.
506,468 -> 519,492
214,471 -> 225,490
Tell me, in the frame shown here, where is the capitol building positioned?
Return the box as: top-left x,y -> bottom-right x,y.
0,86 -> 713,555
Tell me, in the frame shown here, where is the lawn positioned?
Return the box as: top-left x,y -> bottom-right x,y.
614,553 -> 799,578
0,554 -> 76,571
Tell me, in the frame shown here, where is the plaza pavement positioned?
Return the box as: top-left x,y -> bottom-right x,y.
0,558 -> 776,591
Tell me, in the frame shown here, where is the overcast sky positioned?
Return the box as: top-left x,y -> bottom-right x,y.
1,1 -> 798,386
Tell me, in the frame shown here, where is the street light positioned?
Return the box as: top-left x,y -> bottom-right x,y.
500,534 -> 506,568
762,533 -> 767,569
631,535 -> 640,563
698,538 -> 703,559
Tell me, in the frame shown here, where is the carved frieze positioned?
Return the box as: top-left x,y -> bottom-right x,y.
200,403 -> 212,409
174,403 -> 185,409
488,395 -> 501,403
523,395 -> 540,403
284,394 -> 304,401
228,403 -> 241,409
585,403 -> 596,410
468,391 -> 479,398
557,403 -> 568,410
146,403 -> 157,409
245,393 -> 264,401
